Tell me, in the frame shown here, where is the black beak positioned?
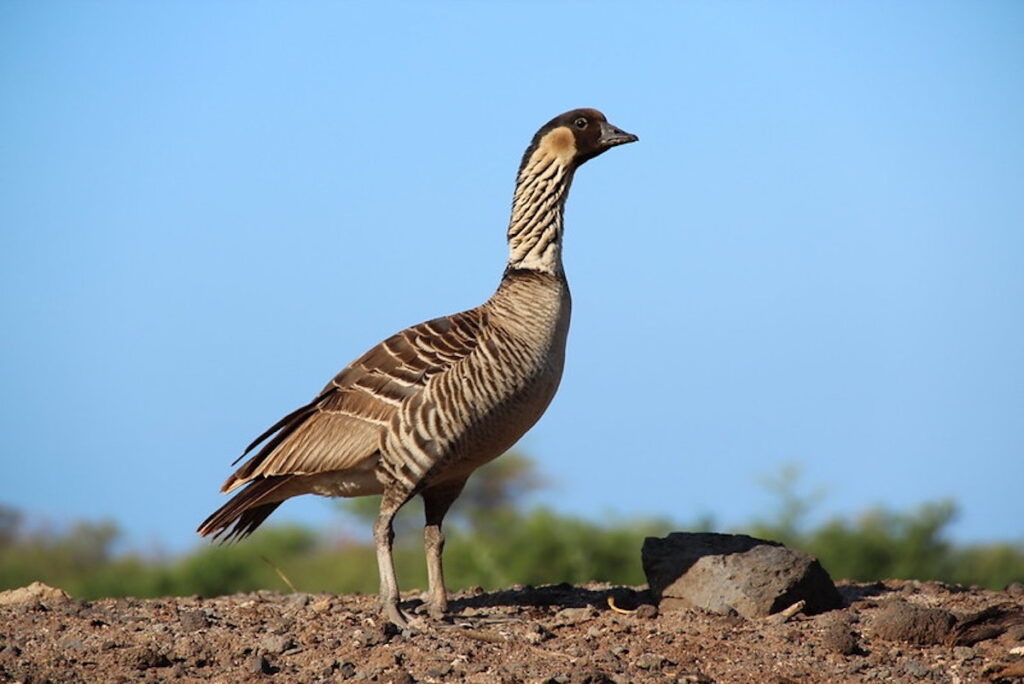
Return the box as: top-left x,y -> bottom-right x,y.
598,121 -> 639,148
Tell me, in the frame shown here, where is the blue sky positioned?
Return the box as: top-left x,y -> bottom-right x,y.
2,2 -> 1022,553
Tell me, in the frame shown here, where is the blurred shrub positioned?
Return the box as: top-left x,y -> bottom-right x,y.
1,457 -> 1021,598
745,465 -> 1023,588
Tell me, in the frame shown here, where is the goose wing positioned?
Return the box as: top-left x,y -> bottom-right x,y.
221,308 -> 486,492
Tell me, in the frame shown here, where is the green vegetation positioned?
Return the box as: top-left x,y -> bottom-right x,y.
1,458 -> 1021,599
747,465 -> 1024,590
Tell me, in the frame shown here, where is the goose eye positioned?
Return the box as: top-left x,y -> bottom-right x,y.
573,117 -> 588,130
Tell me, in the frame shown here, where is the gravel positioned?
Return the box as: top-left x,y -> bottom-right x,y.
1,579 -> 1022,682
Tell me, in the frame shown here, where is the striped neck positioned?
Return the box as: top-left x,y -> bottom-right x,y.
505,150 -> 575,276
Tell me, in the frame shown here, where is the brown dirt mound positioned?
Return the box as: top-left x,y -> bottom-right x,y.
2,580 -> 1023,683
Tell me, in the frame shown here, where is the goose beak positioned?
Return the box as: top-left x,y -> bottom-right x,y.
599,121 -> 639,148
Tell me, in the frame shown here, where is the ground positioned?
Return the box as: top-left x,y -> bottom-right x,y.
2,580 -> 1023,683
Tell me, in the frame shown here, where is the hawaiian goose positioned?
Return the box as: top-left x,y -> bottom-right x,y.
198,108 -> 637,626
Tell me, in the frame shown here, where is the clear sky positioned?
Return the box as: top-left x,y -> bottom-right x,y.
2,2 -> 1022,553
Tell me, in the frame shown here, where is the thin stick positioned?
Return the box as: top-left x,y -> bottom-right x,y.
259,554 -> 298,593
607,595 -> 637,615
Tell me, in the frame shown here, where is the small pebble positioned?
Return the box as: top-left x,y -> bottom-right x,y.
905,660 -> 930,678
525,623 -> 554,644
246,654 -> 272,674
388,670 -> 414,684
635,604 -> 658,619
821,615 -> 859,656
953,646 -> 976,660
427,662 -> 452,677
179,609 -> 209,631
58,637 -> 86,651
556,606 -> 594,622
132,646 -> 170,670
634,653 -> 665,670
311,598 -> 333,613
259,634 -> 293,654
286,593 -> 310,611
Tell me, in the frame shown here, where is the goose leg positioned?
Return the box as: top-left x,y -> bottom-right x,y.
374,491 -> 411,627
422,478 -> 467,618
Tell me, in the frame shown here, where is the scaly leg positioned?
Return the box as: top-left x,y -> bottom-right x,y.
374,490 -> 411,627
422,478 -> 467,618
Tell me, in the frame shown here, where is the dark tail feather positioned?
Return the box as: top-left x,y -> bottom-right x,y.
232,400 -> 320,467
197,477 -> 290,543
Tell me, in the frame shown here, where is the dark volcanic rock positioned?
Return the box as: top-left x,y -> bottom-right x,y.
820,612 -> 861,655
870,600 -> 955,645
641,532 -> 842,618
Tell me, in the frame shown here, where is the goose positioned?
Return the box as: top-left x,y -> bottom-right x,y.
198,108 -> 638,626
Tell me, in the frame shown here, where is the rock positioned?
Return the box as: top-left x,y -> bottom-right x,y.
130,646 -> 171,670
525,623 -> 554,644
870,601 -> 955,645
904,660 -> 930,678
953,646 -> 976,660
388,669 -> 415,684
246,654 -> 272,674
0,581 -> 71,606
555,606 -> 596,623
58,636 -> 86,652
634,652 -> 666,670
259,634 -> 294,653
821,614 -> 860,655
285,593 -> 310,611
570,669 -> 612,684
426,662 -> 452,677
311,597 -> 333,613
949,604 -> 1024,646
634,604 -> 658,619
641,532 -> 842,618
179,609 -> 209,631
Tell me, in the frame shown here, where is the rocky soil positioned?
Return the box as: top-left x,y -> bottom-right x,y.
2,579 -> 1023,683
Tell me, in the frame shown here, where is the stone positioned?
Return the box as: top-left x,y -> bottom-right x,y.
259,634 -> 294,653
388,670 -> 414,684
556,606 -> 596,623
635,604 -> 658,619
641,532 -> 842,618
634,653 -> 666,670
131,646 -> 171,670
179,609 -> 209,631
427,662 -> 453,677
0,581 -> 71,606
905,660 -> 930,678
311,597 -> 333,613
870,601 -> 955,645
246,654 -> 272,674
821,613 -> 860,655
525,623 -> 554,644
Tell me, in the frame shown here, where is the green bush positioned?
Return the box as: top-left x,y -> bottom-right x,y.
1,458 -> 1021,598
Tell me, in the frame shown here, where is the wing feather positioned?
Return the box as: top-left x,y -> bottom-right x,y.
221,308 -> 486,491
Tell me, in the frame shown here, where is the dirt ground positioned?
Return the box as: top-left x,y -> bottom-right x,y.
2,579 -> 1023,683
